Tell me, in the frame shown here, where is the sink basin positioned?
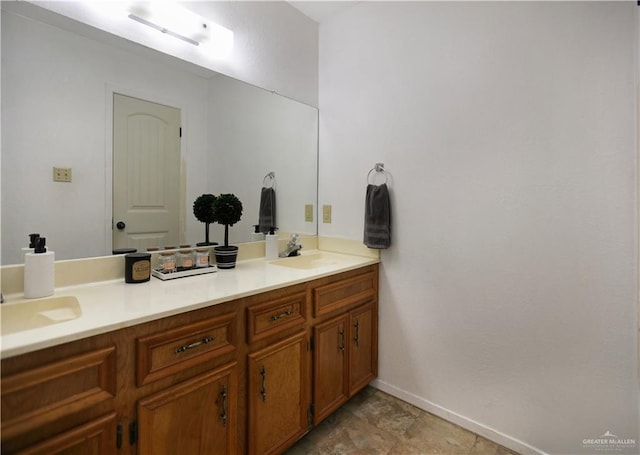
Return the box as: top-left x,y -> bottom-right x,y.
1,296 -> 81,335
270,252 -> 340,270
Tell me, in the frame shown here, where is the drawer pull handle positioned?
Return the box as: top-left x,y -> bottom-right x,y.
260,366 -> 267,402
220,385 -> 228,427
270,309 -> 293,322
353,320 -> 360,347
339,328 -> 345,353
174,336 -> 215,354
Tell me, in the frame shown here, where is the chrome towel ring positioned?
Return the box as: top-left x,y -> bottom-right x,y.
263,171 -> 276,188
367,163 -> 390,185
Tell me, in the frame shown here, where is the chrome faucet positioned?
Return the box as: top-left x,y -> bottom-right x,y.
280,233 -> 302,258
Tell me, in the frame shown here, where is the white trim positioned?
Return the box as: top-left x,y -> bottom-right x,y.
370,378 -> 548,455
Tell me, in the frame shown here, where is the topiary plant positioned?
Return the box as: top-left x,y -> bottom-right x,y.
212,193 -> 243,247
193,194 -> 217,246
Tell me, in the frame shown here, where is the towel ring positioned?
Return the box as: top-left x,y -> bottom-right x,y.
367,163 -> 389,185
263,171 -> 276,188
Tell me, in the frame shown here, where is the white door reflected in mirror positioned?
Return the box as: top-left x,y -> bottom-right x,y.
113,94 -> 183,252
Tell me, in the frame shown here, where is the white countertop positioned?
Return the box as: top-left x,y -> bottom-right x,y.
0,250 -> 378,359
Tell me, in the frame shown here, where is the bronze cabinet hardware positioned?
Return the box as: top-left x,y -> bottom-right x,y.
353,320 -> 360,347
220,385 -> 228,427
269,309 -> 293,322
260,366 -> 267,402
174,336 -> 215,354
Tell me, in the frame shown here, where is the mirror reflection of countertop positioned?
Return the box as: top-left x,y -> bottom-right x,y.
0,251 -> 378,359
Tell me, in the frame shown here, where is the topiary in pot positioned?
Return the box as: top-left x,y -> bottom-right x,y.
211,193 -> 243,269
193,194 -> 218,246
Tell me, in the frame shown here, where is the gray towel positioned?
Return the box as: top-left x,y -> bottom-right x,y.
364,183 -> 391,249
258,187 -> 276,233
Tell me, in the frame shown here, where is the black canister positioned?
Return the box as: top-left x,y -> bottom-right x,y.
125,253 -> 151,283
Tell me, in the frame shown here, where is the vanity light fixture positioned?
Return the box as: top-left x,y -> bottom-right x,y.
128,13 -> 200,46
127,1 -> 233,57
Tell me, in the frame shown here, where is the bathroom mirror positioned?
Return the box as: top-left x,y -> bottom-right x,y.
1,3 -> 318,264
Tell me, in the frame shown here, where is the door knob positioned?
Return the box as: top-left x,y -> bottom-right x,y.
116,221 -> 126,230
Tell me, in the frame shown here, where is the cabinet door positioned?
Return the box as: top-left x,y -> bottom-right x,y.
9,412 -> 117,455
349,302 -> 377,394
248,332 -> 308,455
312,315 -> 349,424
137,362 -> 237,455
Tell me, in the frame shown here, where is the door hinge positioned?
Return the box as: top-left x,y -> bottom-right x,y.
179,127 -> 182,138
116,423 -> 123,449
129,421 -> 138,445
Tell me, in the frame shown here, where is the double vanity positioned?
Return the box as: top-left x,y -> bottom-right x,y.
2,4 -> 374,454
0,247 -> 379,454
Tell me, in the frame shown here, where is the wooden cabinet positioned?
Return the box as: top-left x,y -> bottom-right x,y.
312,303 -> 377,424
247,332 -> 308,455
1,263 -> 378,455
1,346 -> 117,454
1,307 -> 239,455
134,313 -> 239,454
348,302 -> 377,394
313,315 -> 349,423
137,362 -> 238,455
135,312 -> 237,386
312,270 -> 376,318
246,292 -> 306,344
311,272 -> 378,426
12,412 -> 118,455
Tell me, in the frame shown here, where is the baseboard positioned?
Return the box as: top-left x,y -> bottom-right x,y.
370,378 -> 547,455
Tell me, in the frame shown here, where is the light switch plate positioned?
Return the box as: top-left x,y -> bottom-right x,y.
322,204 -> 332,223
305,204 -> 314,222
53,167 -> 72,183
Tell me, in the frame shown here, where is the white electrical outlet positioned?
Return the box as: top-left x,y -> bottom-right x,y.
322,204 -> 332,223
53,167 -> 72,183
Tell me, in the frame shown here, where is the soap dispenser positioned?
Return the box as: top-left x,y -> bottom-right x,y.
24,237 -> 55,298
21,233 -> 40,263
265,227 -> 279,260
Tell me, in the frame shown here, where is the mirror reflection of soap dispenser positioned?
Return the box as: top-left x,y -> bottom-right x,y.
24,237 -> 55,299
251,224 -> 265,242
265,227 -> 279,260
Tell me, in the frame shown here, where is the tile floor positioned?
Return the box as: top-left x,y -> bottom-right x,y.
285,387 -> 519,455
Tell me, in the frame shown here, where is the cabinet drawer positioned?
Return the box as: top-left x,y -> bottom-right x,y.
313,271 -> 376,317
11,412 -> 117,455
246,292 -> 306,343
1,346 -> 116,442
136,312 -> 237,386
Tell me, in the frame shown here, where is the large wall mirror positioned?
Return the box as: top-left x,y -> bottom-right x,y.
1,2 -> 318,265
